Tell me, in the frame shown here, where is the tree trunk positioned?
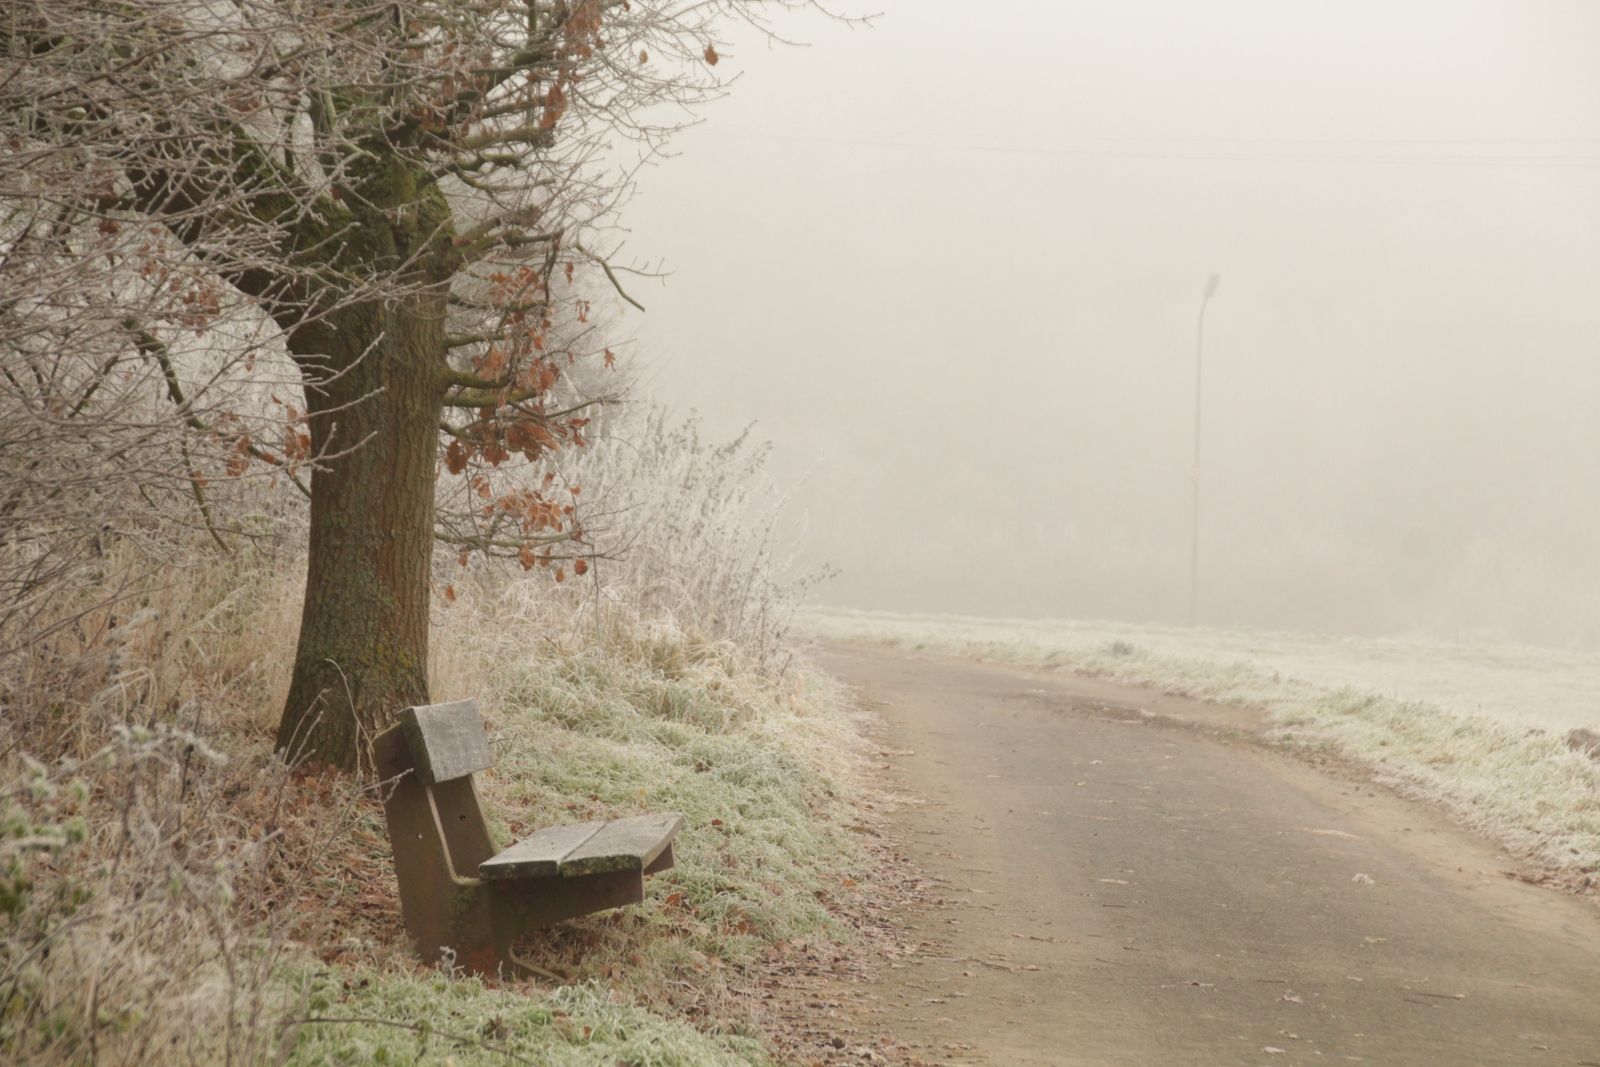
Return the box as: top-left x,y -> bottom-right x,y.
275,293 -> 447,770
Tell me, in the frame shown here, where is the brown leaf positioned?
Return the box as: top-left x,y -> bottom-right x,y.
540,80 -> 567,130
444,440 -> 468,474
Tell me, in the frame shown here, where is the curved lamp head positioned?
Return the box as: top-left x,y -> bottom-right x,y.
1203,273 -> 1222,300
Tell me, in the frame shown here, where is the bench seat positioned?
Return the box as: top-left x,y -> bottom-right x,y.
480,813 -> 684,881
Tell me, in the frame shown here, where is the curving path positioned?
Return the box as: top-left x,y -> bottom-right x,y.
820,644 -> 1600,1067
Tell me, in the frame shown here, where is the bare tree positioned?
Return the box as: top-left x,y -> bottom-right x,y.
1,0 -> 837,769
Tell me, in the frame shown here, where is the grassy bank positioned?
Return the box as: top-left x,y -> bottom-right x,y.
2,557 -> 873,1065
803,607 -> 1600,883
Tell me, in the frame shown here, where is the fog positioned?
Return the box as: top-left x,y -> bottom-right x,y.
621,0 -> 1600,647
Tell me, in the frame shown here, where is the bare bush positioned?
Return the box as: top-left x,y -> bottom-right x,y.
450,402 -> 831,670
0,546 -> 364,1065
1,727 -> 283,1065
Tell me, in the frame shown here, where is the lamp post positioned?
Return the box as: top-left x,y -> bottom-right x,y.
1189,273 -> 1221,626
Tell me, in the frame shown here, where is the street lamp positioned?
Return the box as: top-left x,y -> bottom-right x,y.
1190,273 -> 1220,626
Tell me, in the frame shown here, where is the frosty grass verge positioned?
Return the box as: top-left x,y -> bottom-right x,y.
802,608 -> 1600,881
287,583 -> 876,1067
1,560 -> 872,1066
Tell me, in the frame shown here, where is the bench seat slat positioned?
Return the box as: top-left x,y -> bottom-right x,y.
478,813 -> 685,882
479,821 -> 605,880
558,813 -> 684,879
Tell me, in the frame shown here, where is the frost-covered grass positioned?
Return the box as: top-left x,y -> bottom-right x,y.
429,576 -> 871,1001
803,609 -> 1600,732
269,590 -> 871,1067
283,970 -> 768,1067
803,607 -> 1600,881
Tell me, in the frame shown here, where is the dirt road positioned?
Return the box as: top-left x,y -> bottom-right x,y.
819,644 -> 1600,1066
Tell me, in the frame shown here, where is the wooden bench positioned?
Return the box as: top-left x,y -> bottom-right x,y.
372,699 -> 683,978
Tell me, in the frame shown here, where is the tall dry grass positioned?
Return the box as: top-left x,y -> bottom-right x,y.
0,547 -> 315,1064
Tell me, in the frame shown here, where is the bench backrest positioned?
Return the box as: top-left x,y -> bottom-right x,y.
376,700 -> 497,897
400,699 -> 494,783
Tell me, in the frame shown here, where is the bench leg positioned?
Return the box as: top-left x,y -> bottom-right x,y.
435,871 -> 660,980
421,896 -> 550,981
430,887 -> 498,977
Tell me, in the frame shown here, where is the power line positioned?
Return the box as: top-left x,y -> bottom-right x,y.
691,127 -> 1600,168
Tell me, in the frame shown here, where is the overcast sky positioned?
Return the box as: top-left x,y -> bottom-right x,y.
612,0 -> 1600,647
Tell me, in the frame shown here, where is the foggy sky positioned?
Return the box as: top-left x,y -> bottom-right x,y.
615,0 -> 1600,647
